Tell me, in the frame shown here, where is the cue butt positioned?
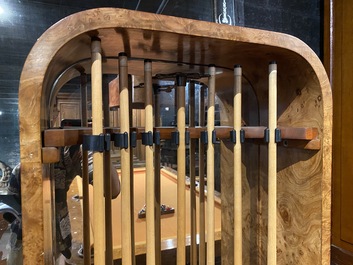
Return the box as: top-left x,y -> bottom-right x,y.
176,76 -> 187,265
207,65 -> 216,264
144,59 -> 156,265
119,52 -> 134,265
233,64 -> 243,265
91,37 -> 106,265
267,61 -> 277,265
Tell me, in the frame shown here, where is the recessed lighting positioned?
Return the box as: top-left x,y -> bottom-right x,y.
0,111 -> 3,116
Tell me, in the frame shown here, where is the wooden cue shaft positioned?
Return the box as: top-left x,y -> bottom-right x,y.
144,59 -> 156,265
233,65 -> 242,264
128,74 -> 136,265
176,75 -> 187,265
207,65 -> 216,264
154,88 -> 162,265
91,37 -> 105,265
103,78 -> 113,265
189,81 -> 197,265
80,72 -> 91,264
119,52 -> 133,265
267,61 -> 277,265
199,84 -> 206,265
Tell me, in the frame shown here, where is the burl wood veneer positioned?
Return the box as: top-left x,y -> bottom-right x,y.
18,8 -> 331,265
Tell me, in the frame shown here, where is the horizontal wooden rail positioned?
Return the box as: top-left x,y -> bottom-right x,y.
43,126 -> 320,150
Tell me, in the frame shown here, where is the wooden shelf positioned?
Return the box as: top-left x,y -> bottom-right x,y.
43,126 -> 320,150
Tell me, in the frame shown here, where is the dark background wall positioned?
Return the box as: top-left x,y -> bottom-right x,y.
0,0 -> 322,168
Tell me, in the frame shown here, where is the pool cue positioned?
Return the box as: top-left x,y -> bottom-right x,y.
176,75 -> 187,265
233,65 -> 242,264
91,37 -> 105,265
128,74 -> 136,265
144,59 -> 156,265
154,87 -> 162,265
207,65 -> 216,264
267,61 -> 277,265
80,73 -> 91,264
189,81 -> 197,265
199,84 -> 206,265
119,52 -> 133,265
103,77 -> 113,265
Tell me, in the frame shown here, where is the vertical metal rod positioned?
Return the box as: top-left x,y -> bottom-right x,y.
80,72 -> 91,264
119,52 -> 133,265
267,61 -> 277,265
154,88 -> 162,265
104,154 -> 113,265
233,65 -> 242,264
207,65 -> 216,264
176,75 -> 187,265
199,84 -> 206,265
80,73 -> 88,127
82,150 -> 90,265
91,37 -> 105,265
189,81 -> 197,265
144,59 -> 156,265
103,77 -> 113,265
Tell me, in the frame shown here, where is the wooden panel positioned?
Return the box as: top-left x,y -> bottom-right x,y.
52,93 -> 82,127
59,102 -> 80,120
331,245 -> 353,265
339,0 -> 353,246
331,0 -> 353,254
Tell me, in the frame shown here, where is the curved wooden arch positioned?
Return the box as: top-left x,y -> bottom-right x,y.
19,8 -> 332,264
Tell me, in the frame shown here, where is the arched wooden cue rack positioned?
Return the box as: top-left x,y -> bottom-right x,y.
18,8 -> 331,265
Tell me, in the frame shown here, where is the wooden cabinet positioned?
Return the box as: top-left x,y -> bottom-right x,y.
18,8 -> 332,264
326,0 -> 353,262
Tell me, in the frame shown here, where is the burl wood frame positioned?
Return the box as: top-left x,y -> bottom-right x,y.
18,8 -> 331,265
